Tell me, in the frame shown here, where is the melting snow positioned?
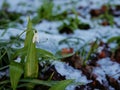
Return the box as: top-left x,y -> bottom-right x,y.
93,58 -> 120,84
0,0 -> 120,89
53,61 -> 91,90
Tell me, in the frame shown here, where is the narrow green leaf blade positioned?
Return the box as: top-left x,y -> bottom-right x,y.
24,17 -> 38,78
107,36 -> 120,43
49,79 -> 73,90
24,41 -> 38,78
55,51 -> 75,59
10,61 -> 23,90
20,79 -> 58,87
24,17 -> 33,48
37,48 -> 55,59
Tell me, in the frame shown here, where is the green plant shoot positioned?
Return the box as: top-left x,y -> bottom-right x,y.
24,17 -> 38,78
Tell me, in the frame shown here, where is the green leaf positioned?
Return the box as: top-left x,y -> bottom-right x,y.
10,61 -> 23,90
0,65 -> 9,70
12,48 -> 27,60
37,48 -> 55,59
19,79 -> 58,87
107,36 -> 120,48
55,50 -> 75,59
0,80 -> 10,85
49,79 -> 73,90
24,41 -> 38,78
107,36 -> 120,43
24,17 -> 38,78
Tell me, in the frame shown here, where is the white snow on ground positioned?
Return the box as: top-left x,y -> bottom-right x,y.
53,61 -> 90,83
0,0 -> 42,12
0,69 -> 9,79
93,58 -> 120,83
53,61 -> 92,90
0,0 -> 120,90
0,28 -> 25,40
36,32 -> 65,54
35,20 -> 61,34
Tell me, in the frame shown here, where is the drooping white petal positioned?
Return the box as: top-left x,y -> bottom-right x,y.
33,32 -> 39,43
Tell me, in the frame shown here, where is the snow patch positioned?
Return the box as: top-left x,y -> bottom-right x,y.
93,58 -> 120,84
53,61 -> 91,90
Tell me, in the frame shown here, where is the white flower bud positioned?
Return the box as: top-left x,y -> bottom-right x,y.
33,31 -> 39,43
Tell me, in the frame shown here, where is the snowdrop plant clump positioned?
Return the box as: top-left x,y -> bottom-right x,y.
9,17 -> 74,90
10,17 -> 39,89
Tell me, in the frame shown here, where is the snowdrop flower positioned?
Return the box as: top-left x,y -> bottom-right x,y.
33,30 -> 40,43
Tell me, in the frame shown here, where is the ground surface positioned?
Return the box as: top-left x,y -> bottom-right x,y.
0,0 -> 120,90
